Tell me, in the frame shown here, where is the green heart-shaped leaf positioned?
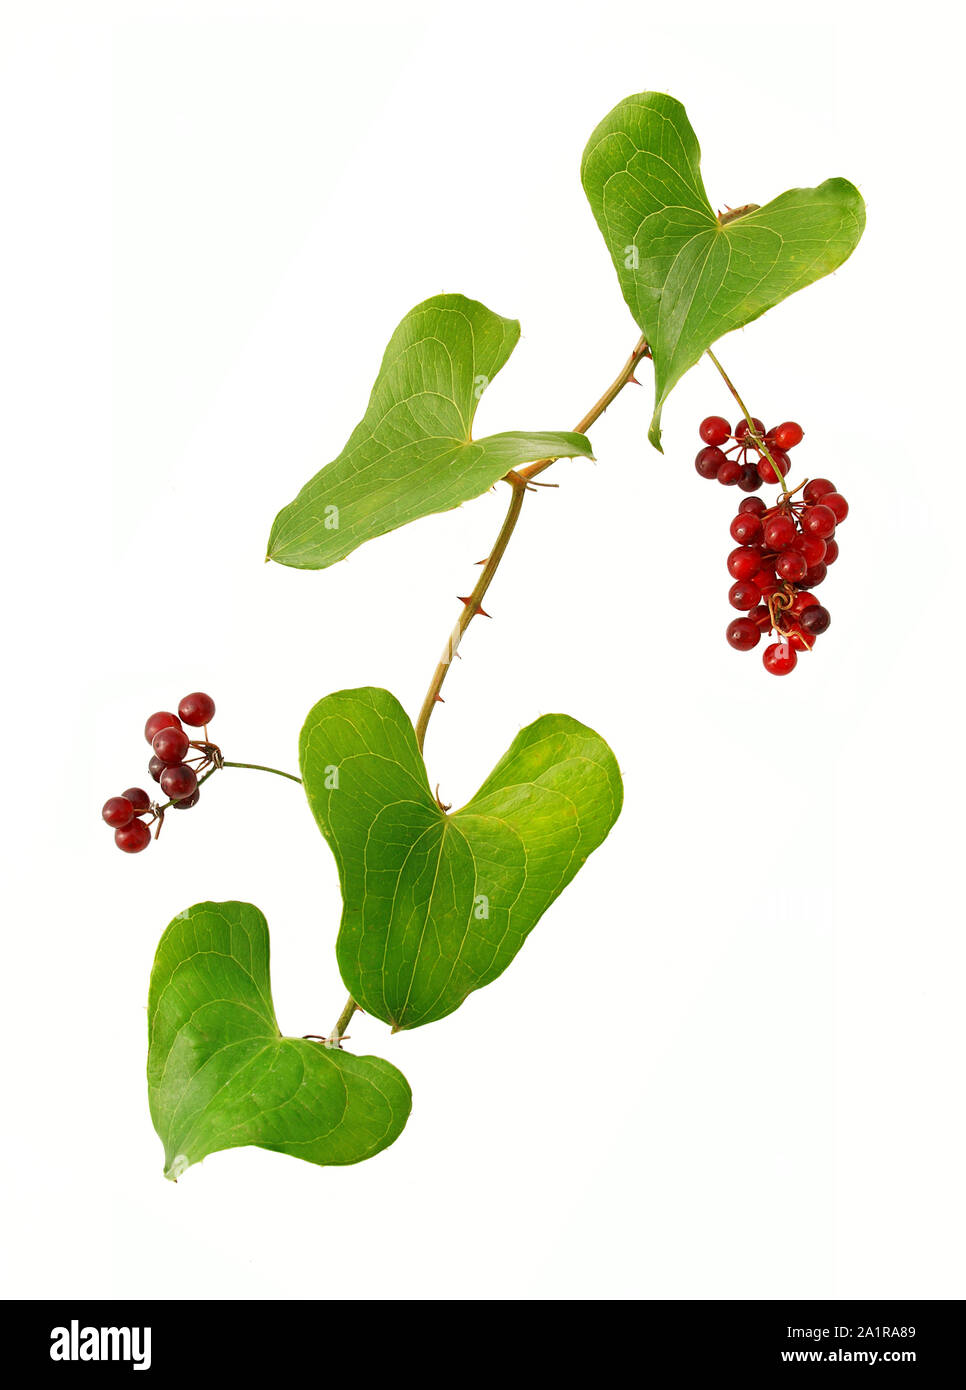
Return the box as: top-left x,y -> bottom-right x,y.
267,293 -> 593,569
581,91 -> 866,449
147,900 -> 411,1179
299,687 -> 623,1030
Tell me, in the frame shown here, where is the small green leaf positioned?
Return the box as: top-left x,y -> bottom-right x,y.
581,91 -> 866,449
300,688 -> 623,1030
147,900 -> 411,1179
267,294 -> 593,569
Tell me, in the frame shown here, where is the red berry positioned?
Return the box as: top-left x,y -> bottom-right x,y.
820,492 -> 849,523
695,446 -> 725,479
755,572 -> 780,597
148,754 -> 165,784
823,538 -> 839,565
102,795 -> 134,829
769,421 -> 804,450
728,579 -> 762,611
802,504 -> 836,540
749,604 -> 772,632
122,787 -> 151,814
160,763 -> 198,802
735,417 -> 765,442
776,550 -> 808,582
726,618 -> 761,651
799,536 -> 827,567
178,692 -> 216,727
803,563 -> 828,588
115,819 -> 151,853
699,416 -> 730,446
762,641 -> 797,676
727,546 -> 763,580
789,590 -> 818,616
757,447 -> 790,483
144,710 -> 182,745
730,513 -> 763,545
803,478 -> 836,505
738,496 -> 767,517
717,457 -> 742,486
172,787 -> 201,810
737,465 -> 762,492
152,725 -> 190,765
763,514 -> 798,550
800,604 -> 831,635
785,626 -> 814,653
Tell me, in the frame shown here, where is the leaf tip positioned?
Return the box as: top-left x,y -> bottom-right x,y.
164,1153 -> 191,1182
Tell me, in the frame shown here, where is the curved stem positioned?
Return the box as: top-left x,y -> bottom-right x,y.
413,334 -> 649,753
705,347 -> 789,495
222,760 -> 302,784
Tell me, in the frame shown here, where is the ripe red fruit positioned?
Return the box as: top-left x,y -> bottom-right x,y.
728,579 -> 762,611
152,725 -> 190,765
699,416 -> 731,446
730,513 -> 763,545
757,447 -> 790,483
735,417 -> 765,442
799,536 -> 827,567
172,787 -> 201,810
802,504 -> 837,540
178,692 -> 216,727
737,465 -> 762,492
102,795 -> 134,829
803,478 -> 836,505
738,496 -> 768,517
727,546 -> 763,580
695,446 -> 725,479
160,763 -> 198,802
148,755 -> 165,784
763,514 -> 798,549
823,538 -> 840,564
789,590 -> 818,616
144,710 -> 182,745
115,819 -> 151,853
726,618 -> 761,651
800,604 -> 831,635
762,641 -> 797,676
749,604 -> 772,632
785,627 -> 813,653
803,563 -> 828,588
776,550 -> 808,582
820,492 -> 849,523
769,421 -> 804,450
717,458 -> 742,486
122,787 -> 151,814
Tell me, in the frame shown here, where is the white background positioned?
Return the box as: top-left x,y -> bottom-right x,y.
2,0 -> 963,1301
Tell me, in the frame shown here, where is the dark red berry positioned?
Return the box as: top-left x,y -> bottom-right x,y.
102,795 -> 134,829
728,579 -> 762,611
144,711 -> 182,745
172,787 -> 201,810
178,692 -> 216,727
152,725 -> 190,765
738,496 -> 768,517
799,536 -> 827,567
823,538 -> 839,565
160,763 -> 198,802
800,605 -> 831,635
122,787 -> 151,814
148,755 -> 165,784
757,447 -> 790,482
737,465 -> 762,492
762,642 -> 797,676
726,618 -> 761,651
695,446 -> 725,479
749,604 -> 772,632
727,546 -> 763,580
735,417 -> 765,442
820,492 -> 849,523
803,562 -> 828,588
763,514 -> 798,550
699,416 -> 730,446
769,421 -> 804,450
802,504 -> 836,540
803,478 -> 836,505
717,457 -> 742,486
115,819 -> 151,853
730,513 -> 763,545
776,550 -> 808,582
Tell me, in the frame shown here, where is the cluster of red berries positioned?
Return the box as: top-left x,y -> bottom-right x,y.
101,691 -> 218,852
695,415 -> 804,491
723,479 -> 848,675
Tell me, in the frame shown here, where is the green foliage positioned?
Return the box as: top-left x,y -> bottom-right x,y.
267,293 -> 592,569
581,91 -> 865,448
299,687 -> 623,1030
147,901 -> 411,1179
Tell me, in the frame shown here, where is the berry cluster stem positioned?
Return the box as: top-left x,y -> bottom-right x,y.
705,348 -> 790,495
